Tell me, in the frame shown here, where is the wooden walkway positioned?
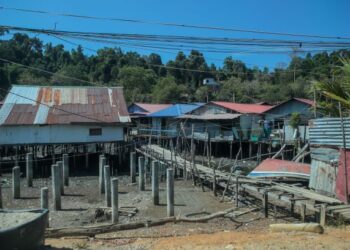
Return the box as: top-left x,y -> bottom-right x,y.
138,144 -> 350,223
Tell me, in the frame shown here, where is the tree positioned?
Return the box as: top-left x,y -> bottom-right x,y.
152,76 -> 188,103
118,66 -> 157,103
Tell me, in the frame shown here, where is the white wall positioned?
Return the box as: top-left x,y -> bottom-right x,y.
0,125 -> 124,145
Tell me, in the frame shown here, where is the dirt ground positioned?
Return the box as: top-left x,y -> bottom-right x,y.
2,174 -> 350,249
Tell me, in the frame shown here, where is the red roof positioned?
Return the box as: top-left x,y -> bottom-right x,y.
252,158 -> 310,176
211,101 -> 273,114
134,103 -> 172,114
294,98 -> 315,107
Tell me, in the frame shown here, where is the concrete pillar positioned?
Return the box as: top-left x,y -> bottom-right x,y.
167,168 -> 174,216
57,161 -> 64,195
12,166 -> 20,199
99,155 -> 106,194
130,152 -> 136,183
26,152 -> 33,187
111,178 -> 118,223
152,161 -> 159,205
51,164 -> 61,210
138,156 -> 145,191
63,153 -> 69,186
41,187 -> 49,209
104,165 -> 111,207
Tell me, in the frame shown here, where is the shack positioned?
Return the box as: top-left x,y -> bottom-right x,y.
309,117 -> 350,203
181,101 -> 273,141
144,103 -> 203,137
0,85 -> 130,145
127,103 -> 171,128
264,98 -> 315,143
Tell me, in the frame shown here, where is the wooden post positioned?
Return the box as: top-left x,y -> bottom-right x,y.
85,145 -> 89,169
138,156 -> 145,191
235,176 -> 239,207
12,166 -> 20,199
104,165 -> 111,207
167,168 -> 174,216
249,142 -> 252,158
26,152 -> 33,187
51,145 -> 56,165
63,153 -> 69,186
0,181 -> 2,208
130,152 -> 136,183
111,178 -> 118,223
15,146 -> 19,166
41,187 -> 49,209
99,155 -> 106,194
320,204 -> 327,227
57,161 -> 64,195
51,164 -> 61,210
152,161 -> 159,205
300,203 -> 306,222
262,190 -> 268,218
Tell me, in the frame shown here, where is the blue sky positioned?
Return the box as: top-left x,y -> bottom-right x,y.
0,0 -> 349,70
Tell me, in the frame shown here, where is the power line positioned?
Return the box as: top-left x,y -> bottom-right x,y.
1,6 -> 350,40
0,86 -> 113,124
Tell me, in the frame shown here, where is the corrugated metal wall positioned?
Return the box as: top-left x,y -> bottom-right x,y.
309,118 -> 350,148
309,147 -> 339,196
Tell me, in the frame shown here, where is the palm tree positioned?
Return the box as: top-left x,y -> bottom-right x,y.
314,58 -> 350,116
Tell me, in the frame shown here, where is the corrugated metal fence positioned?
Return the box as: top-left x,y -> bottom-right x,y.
309,118 -> 350,148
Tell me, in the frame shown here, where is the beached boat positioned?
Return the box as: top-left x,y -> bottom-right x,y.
0,209 -> 49,250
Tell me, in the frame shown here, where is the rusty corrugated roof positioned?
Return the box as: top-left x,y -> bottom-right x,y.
0,85 -> 130,125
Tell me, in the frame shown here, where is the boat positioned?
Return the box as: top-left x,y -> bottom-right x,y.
248,158 -> 311,181
0,209 -> 49,250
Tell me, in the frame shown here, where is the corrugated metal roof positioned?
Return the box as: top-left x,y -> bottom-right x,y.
211,101 -> 273,114
133,103 -> 172,114
249,158 -> 310,179
0,85 -> 130,125
309,118 -> 350,148
264,98 -> 315,113
180,113 -> 241,120
147,103 -> 203,117
294,98 -> 315,107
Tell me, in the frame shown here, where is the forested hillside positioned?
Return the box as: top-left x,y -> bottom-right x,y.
1,32 -> 349,104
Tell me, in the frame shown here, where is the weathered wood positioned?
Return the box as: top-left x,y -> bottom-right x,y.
46,207 -> 254,238
320,204 -> 327,227
263,190 -> 268,218
270,223 -> 324,234
272,144 -> 286,159
130,152 -> 136,183
138,156 -> 145,191
63,153 -> 69,186
0,181 -> 2,208
152,161 -> 159,205
26,152 -> 33,187
300,203 -> 306,222
57,161 -> 64,195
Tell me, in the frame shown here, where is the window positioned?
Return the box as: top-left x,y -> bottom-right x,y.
89,128 -> 102,136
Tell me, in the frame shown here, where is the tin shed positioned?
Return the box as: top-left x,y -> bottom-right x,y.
0,85 -> 130,145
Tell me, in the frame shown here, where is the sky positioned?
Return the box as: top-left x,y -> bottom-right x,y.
0,0 -> 350,70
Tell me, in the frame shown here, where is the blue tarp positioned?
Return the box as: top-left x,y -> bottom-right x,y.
147,103 -> 203,118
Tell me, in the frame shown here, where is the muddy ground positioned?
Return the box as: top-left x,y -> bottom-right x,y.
1,174 -> 349,249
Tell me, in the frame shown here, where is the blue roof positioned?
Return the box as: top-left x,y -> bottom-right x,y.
147,103 -> 202,118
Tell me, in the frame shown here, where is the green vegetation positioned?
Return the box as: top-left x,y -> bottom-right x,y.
1,33 -> 350,104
